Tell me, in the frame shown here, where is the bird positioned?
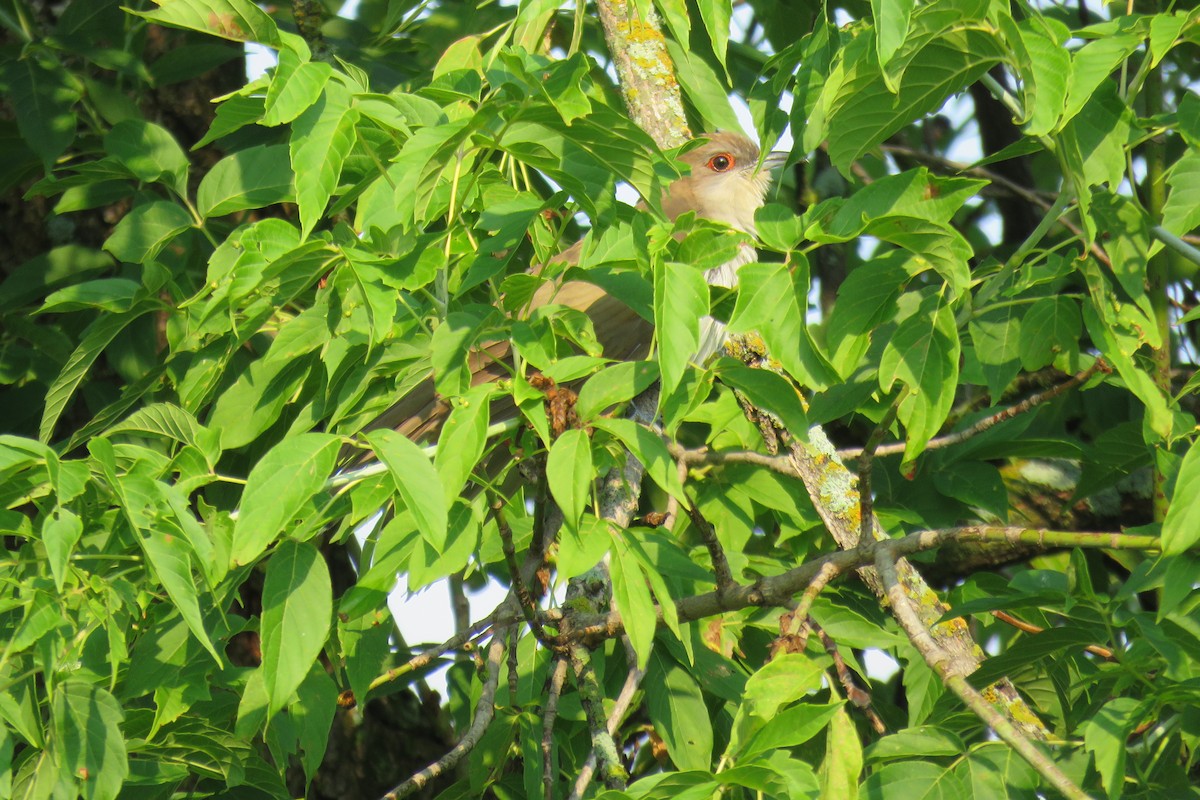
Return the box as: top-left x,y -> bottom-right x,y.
365,131 -> 789,444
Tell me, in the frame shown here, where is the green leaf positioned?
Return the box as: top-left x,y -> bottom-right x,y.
610,535 -> 656,669
654,0 -> 690,44
576,361 -> 660,421
967,299 -> 1023,400
861,760 -> 968,799
206,356 -> 312,450
0,245 -> 114,313
591,417 -> 686,504
933,461 -> 1008,519
290,84 -> 358,238
879,293 -> 960,467
365,429 -> 448,551
1013,17 -> 1070,136
818,706 -> 862,800
260,540 -> 332,719
3,55 -> 79,169
1083,697 -> 1141,800
697,0 -> 732,75
132,0 -> 283,46
52,682 -> 127,800
737,702 -> 842,761
194,93 -> 266,148
645,649 -> 714,771
964,743 -> 1039,799
1018,296 -> 1081,371
1060,85 -> 1135,191
755,204 -> 806,252
105,403 -> 206,447
872,0 -> 915,75
808,170 -> 986,239
1058,34 -> 1140,133
104,119 -> 189,195
825,0 -> 1004,170
825,253 -> 912,375
1163,439 -> 1200,555
655,261 -> 708,395
40,306 -> 155,443
867,216 -> 971,297
666,42 -> 743,133
1148,12 -> 1188,67
715,362 -> 808,438
103,201 -> 194,264
864,726 -> 964,762
1158,150 -> 1200,249
546,429 -> 593,532
727,257 -> 836,390
262,47 -> 332,127
231,433 -> 340,565
138,522 -> 221,663
41,506 -> 82,592
742,653 -> 824,719
197,144 -> 295,219
430,312 -> 484,397
557,514 -> 612,580
38,278 -> 141,314
434,384 -> 493,506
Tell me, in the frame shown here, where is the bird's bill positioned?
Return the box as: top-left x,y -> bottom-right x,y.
761,150 -> 791,171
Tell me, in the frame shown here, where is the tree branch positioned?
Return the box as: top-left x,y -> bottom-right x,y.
542,656 -> 570,799
558,526 -> 1162,641
380,633 -> 507,800
839,359 -> 1111,460
569,661 -> 645,800
873,546 -> 1091,800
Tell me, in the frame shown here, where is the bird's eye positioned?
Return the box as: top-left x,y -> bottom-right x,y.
707,153 -> 734,172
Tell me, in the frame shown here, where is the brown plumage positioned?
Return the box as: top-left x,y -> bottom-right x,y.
365,132 -> 787,444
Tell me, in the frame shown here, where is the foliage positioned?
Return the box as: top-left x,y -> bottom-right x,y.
1,0 -> 1200,798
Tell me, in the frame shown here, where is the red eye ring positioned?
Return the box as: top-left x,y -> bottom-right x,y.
707,153 -> 735,172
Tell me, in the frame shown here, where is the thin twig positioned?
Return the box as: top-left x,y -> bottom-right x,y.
380,633 -> 508,800
812,621 -> 886,734
496,500 -> 559,649
840,359 -> 1110,460
873,547 -> 1091,800
992,610 -> 1115,660
542,656 -> 570,800
369,613 -> 501,691
857,397 -> 903,545
683,493 -> 735,590
507,629 -> 520,701
667,442 -> 798,478
788,560 -> 844,645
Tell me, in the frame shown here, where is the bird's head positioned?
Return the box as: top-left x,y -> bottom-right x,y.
666,131 -> 789,235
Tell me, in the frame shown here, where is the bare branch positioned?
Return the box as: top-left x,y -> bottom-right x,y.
683,492 -> 735,591
668,442 -> 798,477
841,359 -> 1111,460
496,500 -> 560,650
370,613 -> 501,692
380,633 -> 508,800
813,621 -> 886,734
542,656 -> 570,800
857,395 -> 903,546
560,526 -> 1161,641
992,610 -> 1115,660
